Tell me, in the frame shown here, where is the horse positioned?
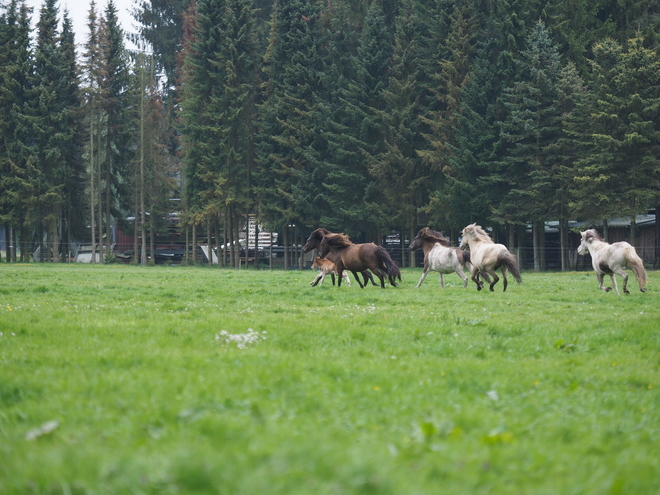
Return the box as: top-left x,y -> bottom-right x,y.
409,227 -> 470,288
319,233 -> 401,288
302,228 -> 377,286
310,257 -> 352,287
459,223 -> 522,292
577,229 -> 647,295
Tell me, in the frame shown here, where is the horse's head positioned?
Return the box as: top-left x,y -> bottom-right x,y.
460,223 -> 491,248
303,228 -> 331,253
460,224 -> 476,249
410,227 -> 450,250
578,229 -> 600,255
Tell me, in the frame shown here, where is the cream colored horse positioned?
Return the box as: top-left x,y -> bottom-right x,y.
459,224 -> 522,292
577,229 -> 647,295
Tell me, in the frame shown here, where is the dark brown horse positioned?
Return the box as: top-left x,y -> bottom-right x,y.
302,228 -> 377,286
319,233 -> 401,288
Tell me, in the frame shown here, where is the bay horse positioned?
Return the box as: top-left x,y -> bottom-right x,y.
459,223 -> 522,292
302,228 -> 377,286
310,257 -> 352,287
409,227 -> 470,288
577,229 -> 647,295
319,233 -> 401,288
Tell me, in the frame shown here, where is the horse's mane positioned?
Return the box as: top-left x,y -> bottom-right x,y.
582,229 -> 604,243
419,227 -> 451,246
321,233 -> 352,248
463,224 -> 493,243
311,228 -> 332,240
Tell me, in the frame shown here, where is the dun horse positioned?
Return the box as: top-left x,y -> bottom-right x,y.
577,229 -> 647,295
310,257 -> 352,287
409,227 -> 470,288
459,223 -> 522,292
319,233 -> 401,288
303,228 -> 377,286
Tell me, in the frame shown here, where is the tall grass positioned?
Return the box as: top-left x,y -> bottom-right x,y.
1,264 -> 659,494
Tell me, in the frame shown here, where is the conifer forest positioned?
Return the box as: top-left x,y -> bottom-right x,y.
1,0 -> 660,268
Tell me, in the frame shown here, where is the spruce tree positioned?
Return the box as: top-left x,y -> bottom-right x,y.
496,21 -> 563,270
256,0 -> 329,264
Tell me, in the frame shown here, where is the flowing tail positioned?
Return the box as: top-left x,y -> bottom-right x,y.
459,250 -> 470,268
498,251 -> 522,283
376,246 -> 402,287
624,247 -> 647,292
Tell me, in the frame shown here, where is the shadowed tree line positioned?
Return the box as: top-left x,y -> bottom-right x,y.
2,0 -> 660,268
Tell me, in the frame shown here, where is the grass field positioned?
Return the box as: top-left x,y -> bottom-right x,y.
1,263 -> 659,494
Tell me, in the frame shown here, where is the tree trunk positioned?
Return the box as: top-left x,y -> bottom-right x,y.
655,200 -> 660,268
90,116 -> 97,265
283,226 -> 289,270
533,221 -> 541,272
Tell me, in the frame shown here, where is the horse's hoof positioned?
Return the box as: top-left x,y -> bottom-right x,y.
477,286 -> 482,291
605,287 -> 612,292
641,288 -> 647,293
624,289 -> 630,294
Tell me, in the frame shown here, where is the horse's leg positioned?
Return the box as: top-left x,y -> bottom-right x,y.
342,271 -> 353,286
488,270 -> 499,291
363,271 -> 377,286
597,272 -> 611,292
501,267 -> 508,292
454,263 -> 469,288
416,268 -> 429,288
610,274 -> 620,295
371,268 -> 386,288
351,271 -> 366,289
471,267 -> 483,290
310,273 -> 322,286
612,267 -> 628,294
331,272 -> 336,286
439,273 -> 445,288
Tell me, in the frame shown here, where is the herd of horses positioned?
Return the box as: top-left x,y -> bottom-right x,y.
303,225 -> 648,295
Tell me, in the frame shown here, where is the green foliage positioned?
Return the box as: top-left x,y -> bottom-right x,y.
0,265 -> 659,493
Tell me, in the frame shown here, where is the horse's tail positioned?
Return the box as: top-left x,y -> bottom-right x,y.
376,246 -> 402,286
459,249 -> 470,268
624,246 -> 647,292
498,251 -> 522,284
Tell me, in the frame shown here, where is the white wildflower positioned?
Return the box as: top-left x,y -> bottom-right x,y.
215,328 -> 265,349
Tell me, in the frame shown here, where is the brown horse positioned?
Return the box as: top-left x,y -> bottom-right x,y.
319,233 -> 401,288
302,228 -> 377,286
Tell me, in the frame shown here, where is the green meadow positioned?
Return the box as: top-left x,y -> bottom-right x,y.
1,264 -> 659,494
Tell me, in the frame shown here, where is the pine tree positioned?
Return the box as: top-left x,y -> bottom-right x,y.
0,0 -> 33,261
366,0 -> 426,263
573,36 -> 660,237
99,0 -> 133,260
12,0 -> 69,261
496,21 -> 564,270
256,0 -> 329,266
59,9 -> 86,260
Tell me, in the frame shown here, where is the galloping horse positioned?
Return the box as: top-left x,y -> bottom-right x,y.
302,228 -> 377,286
409,227 -> 470,288
310,257 -> 352,287
459,223 -> 522,292
577,229 -> 647,295
319,233 -> 401,288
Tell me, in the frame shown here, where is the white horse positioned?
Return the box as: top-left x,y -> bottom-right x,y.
459,223 -> 522,292
409,227 -> 470,288
577,229 -> 647,295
